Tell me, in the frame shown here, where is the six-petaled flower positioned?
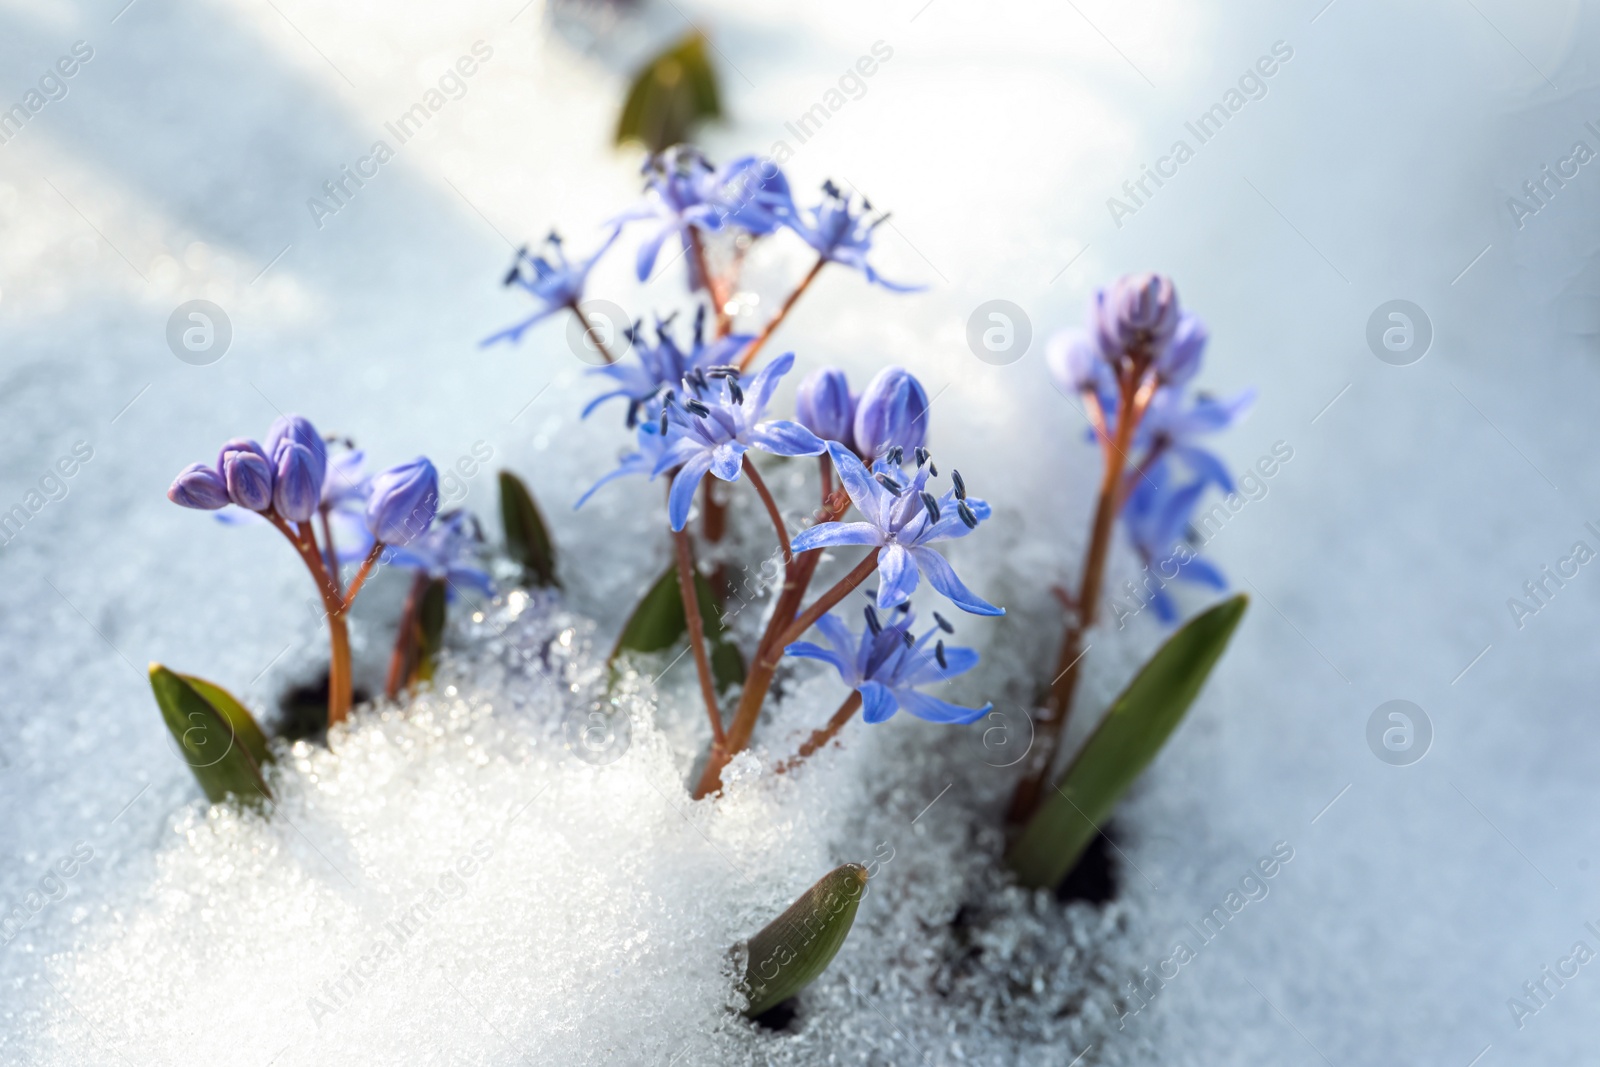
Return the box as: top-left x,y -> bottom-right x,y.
785,605 -> 989,725
791,442 -> 1003,617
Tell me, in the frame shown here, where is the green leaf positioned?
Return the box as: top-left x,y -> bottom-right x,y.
1006,594 -> 1248,890
149,665 -> 273,806
614,31 -> 722,154
611,565 -> 744,691
414,577 -> 448,684
738,863 -> 868,1018
500,470 -> 558,588
179,672 -> 273,772
710,638 -> 745,692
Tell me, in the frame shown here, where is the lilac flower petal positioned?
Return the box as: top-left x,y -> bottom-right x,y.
1152,479 -> 1209,551
575,454 -> 649,509
445,564 -> 496,600
895,690 -> 990,725
1149,585 -> 1179,623
791,521 -> 884,553
860,263 -> 924,293
908,546 -> 1004,616
920,494 -> 992,543
635,222 -> 676,282
904,645 -> 980,686
826,441 -> 887,528
783,641 -> 850,677
1176,555 -> 1228,589
748,420 -> 826,458
1172,444 -> 1233,492
667,451 -> 714,531
652,437 -> 705,478
813,613 -> 860,670
859,681 -> 899,724
709,441 -> 746,481
581,389 -> 634,420
745,351 -> 796,413
876,544 -> 919,608
480,305 -> 565,347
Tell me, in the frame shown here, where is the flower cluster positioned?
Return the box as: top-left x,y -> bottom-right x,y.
484,147 -> 914,350
169,414 -> 442,551
166,415 -> 447,725
1047,273 -> 1253,619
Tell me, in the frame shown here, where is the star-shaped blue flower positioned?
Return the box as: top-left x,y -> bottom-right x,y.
785,605 -> 990,725
575,420 -> 672,509
786,181 -> 921,292
582,307 -> 750,425
652,351 -> 826,530
791,442 -> 1003,617
1121,459 -> 1226,623
385,509 -> 494,600
482,229 -> 619,347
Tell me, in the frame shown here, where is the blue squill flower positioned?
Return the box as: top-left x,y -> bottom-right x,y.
218,439 -> 273,512
794,366 -> 856,445
483,229 -> 620,347
791,442 -> 1003,617
785,605 -> 989,725
704,154 -> 795,236
1094,272 -> 1179,358
612,147 -> 722,284
167,463 -> 230,510
851,366 -> 928,459
653,351 -> 826,530
582,307 -> 750,425
786,181 -> 920,292
366,458 -> 439,546
576,421 -> 672,509
265,414 -> 327,487
385,509 -> 493,599
1120,459 -> 1226,623
1135,385 -> 1257,492
272,442 -> 323,522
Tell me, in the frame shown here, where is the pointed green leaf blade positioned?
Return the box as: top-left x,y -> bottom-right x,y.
178,673 -> 273,772
1006,594 -> 1248,889
738,863 -> 868,1018
611,565 -> 744,691
500,470 -> 558,588
615,31 -> 722,153
612,565 -> 688,657
414,577 -> 449,684
149,665 -> 272,806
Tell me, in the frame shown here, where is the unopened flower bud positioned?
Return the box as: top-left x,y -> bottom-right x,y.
1094,273 -> 1179,357
365,458 -> 439,546
265,414 -> 328,487
224,441 -> 273,508
794,367 -> 856,444
167,462 -> 230,510
273,442 -> 321,522
852,367 -> 929,459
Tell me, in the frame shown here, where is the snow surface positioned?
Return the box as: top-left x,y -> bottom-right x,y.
3,0 -> 1600,1063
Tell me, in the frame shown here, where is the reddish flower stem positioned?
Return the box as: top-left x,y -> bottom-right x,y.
778,691 -> 864,773
741,456 -> 791,565
673,526 -> 726,750
736,254 -> 826,372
